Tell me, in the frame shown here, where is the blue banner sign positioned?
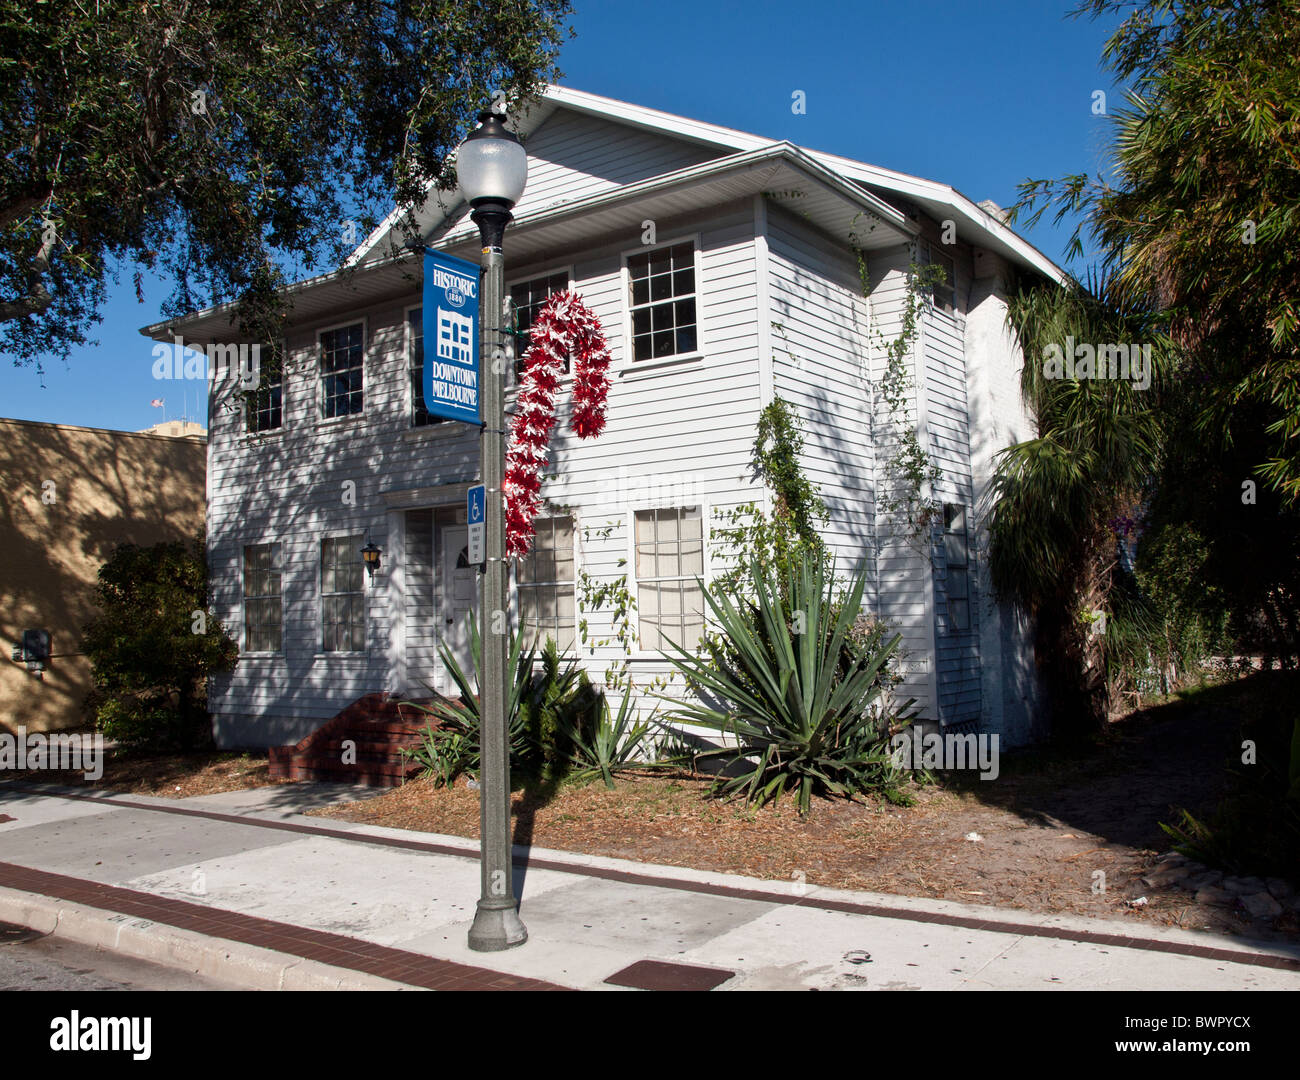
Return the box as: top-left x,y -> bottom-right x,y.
422,250 -> 481,424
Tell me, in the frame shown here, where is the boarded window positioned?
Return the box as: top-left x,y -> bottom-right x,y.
944,503 -> 970,632
517,515 -> 575,651
243,543 -> 283,652
321,535 -> 366,652
635,507 -> 704,651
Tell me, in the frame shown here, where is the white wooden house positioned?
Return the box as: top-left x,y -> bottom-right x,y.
143,87 -> 1064,752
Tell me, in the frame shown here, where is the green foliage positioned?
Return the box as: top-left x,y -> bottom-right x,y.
402,616 -> 600,786
1015,0 -> 1300,504
1162,710 -> 1300,882
871,261 -> 947,537
990,277 -> 1174,731
659,552 -> 916,815
554,691 -> 661,790
0,0 -> 571,365
82,535 -> 237,750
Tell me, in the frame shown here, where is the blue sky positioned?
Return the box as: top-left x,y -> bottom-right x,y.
0,0 -> 1123,432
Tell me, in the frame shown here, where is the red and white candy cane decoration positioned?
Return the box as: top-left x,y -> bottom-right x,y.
504,291 -> 611,557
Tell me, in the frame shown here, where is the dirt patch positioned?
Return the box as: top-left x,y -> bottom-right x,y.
310,673 -> 1300,943
7,750 -> 272,798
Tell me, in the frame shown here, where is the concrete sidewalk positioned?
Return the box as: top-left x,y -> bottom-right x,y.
1,779 -> 1298,991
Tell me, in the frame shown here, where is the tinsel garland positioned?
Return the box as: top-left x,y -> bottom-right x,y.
503,291 -> 611,557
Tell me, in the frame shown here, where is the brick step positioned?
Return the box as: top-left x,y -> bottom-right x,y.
268,692 -> 453,787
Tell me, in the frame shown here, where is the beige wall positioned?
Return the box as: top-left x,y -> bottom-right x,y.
0,419 -> 206,733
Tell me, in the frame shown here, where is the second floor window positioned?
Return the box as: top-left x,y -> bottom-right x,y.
247,364 -> 282,433
510,271 -> 570,378
627,240 -> 697,362
407,308 -> 444,427
920,239 -> 956,314
321,324 -> 364,418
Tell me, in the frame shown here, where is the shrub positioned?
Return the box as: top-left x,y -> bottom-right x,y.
403,614 -> 601,786
659,552 -> 916,814
555,690 -> 661,790
82,535 -> 237,751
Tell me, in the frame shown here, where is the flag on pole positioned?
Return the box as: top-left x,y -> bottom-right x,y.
150,399 -> 164,408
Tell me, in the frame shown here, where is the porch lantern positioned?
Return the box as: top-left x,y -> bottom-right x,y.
458,108 -> 529,953
360,540 -> 382,580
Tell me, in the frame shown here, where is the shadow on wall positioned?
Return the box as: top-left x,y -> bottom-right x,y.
0,419 -> 206,733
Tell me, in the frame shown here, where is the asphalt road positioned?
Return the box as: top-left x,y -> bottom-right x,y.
0,923 -> 241,991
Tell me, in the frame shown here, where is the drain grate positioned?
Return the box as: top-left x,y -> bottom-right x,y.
604,959 -> 735,991
0,921 -> 47,945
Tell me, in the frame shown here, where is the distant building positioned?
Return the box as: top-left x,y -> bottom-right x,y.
0,418 -> 206,733
137,419 -> 207,439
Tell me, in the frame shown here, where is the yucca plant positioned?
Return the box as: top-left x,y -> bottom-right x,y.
556,690 -> 661,790
659,552 -> 914,814
401,611 -> 539,786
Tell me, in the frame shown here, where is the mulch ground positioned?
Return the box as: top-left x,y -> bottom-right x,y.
7,750 -> 270,798
310,672 -> 1300,943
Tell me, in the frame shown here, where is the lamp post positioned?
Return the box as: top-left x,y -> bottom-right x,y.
457,109 -> 528,952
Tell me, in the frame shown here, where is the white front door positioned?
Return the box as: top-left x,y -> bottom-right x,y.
440,525 -> 479,690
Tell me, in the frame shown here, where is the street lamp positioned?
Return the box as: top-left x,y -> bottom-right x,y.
458,109 -> 528,953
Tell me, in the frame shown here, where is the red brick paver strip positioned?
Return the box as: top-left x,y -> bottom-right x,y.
0,860 -> 565,991
7,782 -> 1300,974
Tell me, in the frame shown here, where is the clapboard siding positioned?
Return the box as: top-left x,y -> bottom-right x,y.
920,237 -> 981,725
512,111 -> 718,220
202,105 -> 1031,746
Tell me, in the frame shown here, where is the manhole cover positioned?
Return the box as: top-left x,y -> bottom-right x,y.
604,959 -> 734,991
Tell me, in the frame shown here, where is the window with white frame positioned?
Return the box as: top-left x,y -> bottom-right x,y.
406,307 -> 446,427
321,535 -> 366,651
626,240 -> 697,362
516,515 -> 575,651
944,503 -> 970,631
246,359 -> 282,433
510,271 -> 569,378
919,239 -> 956,314
634,506 -> 705,651
243,543 -> 282,652
320,324 -> 364,418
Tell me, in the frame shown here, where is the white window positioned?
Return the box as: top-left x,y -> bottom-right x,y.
320,323 -> 364,418
406,307 -> 446,427
246,360 -> 282,433
243,543 -> 282,652
635,507 -> 705,651
509,270 -> 570,377
321,535 -> 366,652
919,239 -> 956,314
516,516 -> 575,651
626,240 -> 698,362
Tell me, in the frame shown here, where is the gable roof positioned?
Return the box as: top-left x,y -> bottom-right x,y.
353,85 -> 1066,284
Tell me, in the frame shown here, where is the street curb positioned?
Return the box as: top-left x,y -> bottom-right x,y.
0,885 -> 426,991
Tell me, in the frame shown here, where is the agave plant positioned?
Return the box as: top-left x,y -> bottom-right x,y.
556,690 -> 661,790
659,552 -> 913,814
400,610 -> 539,786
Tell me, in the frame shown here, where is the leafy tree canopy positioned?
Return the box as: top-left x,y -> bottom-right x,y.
0,0 -> 571,365
1014,0 -> 1300,502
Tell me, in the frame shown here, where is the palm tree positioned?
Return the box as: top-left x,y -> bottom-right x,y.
989,276 -> 1170,735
